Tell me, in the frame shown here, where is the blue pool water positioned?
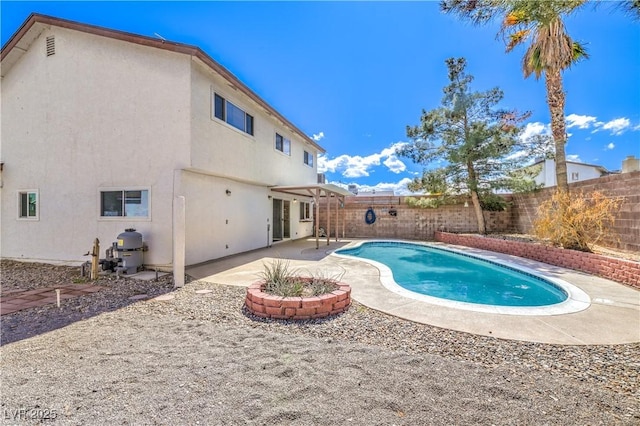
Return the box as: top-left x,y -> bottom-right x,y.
335,242 -> 568,307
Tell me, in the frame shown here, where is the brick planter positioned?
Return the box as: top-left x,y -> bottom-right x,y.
435,231 -> 640,289
245,281 -> 351,320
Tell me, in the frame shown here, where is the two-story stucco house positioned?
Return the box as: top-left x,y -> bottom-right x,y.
526,158 -> 613,188
1,14 -> 349,274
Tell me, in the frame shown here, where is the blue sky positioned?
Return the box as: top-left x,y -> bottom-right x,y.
2,1 -> 639,194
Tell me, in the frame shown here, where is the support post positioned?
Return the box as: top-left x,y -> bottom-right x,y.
314,188 -> 320,249
326,192 -> 331,246
90,238 -> 100,280
342,196 -> 346,239
173,196 -> 186,288
335,195 -> 339,242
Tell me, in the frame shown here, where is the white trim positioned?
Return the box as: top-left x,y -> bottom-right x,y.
332,240 -> 591,316
17,189 -> 39,221
97,187 -> 152,221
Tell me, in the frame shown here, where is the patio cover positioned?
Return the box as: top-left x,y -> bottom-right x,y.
270,184 -> 353,249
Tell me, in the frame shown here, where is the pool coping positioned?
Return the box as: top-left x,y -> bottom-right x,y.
187,238 -> 640,344
331,240 -> 591,316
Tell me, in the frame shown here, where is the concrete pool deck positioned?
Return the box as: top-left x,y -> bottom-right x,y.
186,238 -> 640,345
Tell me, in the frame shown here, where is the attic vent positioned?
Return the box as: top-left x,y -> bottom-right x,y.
46,36 -> 55,56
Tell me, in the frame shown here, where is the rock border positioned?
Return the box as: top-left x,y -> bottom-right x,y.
435,231 -> 640,289
245,281 -> 351,320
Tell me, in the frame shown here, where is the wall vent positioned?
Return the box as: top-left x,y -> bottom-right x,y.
46,36 -> 55,56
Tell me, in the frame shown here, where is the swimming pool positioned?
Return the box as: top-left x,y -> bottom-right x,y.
333,241 -> 591,315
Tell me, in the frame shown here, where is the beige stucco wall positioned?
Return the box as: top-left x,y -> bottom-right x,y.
180,60 -> 320,263
177,170 -> 268,265
2,23 -> 321,268
1,26 -> 191,266
189,61 -> 318,187
535,159 -> 604,187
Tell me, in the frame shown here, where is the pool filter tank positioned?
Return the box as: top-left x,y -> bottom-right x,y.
100,228 -> 145,275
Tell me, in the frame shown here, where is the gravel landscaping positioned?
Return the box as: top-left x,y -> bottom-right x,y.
1,260 -> 639,425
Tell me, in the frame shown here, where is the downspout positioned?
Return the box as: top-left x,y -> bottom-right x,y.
314,188 -> 320,249
334,194 -> 339,242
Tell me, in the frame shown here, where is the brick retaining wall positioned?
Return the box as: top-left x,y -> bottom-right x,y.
435,231 -> 640,289
245,281 -> 352,320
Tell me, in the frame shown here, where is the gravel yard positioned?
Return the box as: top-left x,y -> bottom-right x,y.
1,260 -> 639,425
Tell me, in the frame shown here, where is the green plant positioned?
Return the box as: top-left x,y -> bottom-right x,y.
259,260 -> 342,297
305,269 -> 344,296
405,196 -> 448,209
533,190 -> 623,252
479,193 -> 509,212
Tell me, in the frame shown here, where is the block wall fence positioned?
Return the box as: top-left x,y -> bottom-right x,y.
316,171 -> 639,252
512,171 -> 640,252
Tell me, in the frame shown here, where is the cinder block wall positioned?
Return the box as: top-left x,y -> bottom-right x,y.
317,195 -> 513,241
316,171 -> 639,252
512,171 -> 640,252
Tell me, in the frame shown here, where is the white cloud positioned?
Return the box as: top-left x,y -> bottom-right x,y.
519,122 -> 550,141
599,118 -> 630,136
331,178 -> 417,196
382,156 -> 406,174
532,115 -> 635,137
312,132 -> 325,141
318,142 -> 408,178
566,114 -> 597,129
566,154 -> 582,162
605,142 -> 615,150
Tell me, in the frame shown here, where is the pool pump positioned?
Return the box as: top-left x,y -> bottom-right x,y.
99,228 -> 146,275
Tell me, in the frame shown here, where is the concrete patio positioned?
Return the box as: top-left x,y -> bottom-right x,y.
187,238 -> 640,345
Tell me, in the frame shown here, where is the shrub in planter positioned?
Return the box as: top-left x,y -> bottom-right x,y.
245,259 -> 351,320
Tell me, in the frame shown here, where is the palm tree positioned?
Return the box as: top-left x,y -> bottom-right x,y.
441,0 -> 589,192
620,0 -> 640,20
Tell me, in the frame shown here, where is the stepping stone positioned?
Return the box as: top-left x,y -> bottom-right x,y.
194,289 -> 213,294
152,294 -> 175,301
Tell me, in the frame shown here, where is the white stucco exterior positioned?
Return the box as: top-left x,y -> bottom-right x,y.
530,159 -> 609,188
1,14 -> 324,268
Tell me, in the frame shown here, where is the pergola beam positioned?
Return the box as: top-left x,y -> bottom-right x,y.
269,183 -> 352,250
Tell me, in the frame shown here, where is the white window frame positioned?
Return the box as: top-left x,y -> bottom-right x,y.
212,92 -> 254,136
299,201 -> 312,221
275,133 -> 291,156
304,150 -> 314,167
571,172 -> 579,181
98,187 -> 151,221
17,189 -> 39,220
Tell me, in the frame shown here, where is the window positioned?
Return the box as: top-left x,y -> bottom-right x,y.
304,151 -> 314,167
213,93 -> 254,135
100,189 -> 149,218
300,202 -> 311,221
571,172 -> 579,181
18,190 -> 38,219
275,133 -> 291,155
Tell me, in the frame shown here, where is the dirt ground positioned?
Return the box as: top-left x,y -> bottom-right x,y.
1,257 -> 638,425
